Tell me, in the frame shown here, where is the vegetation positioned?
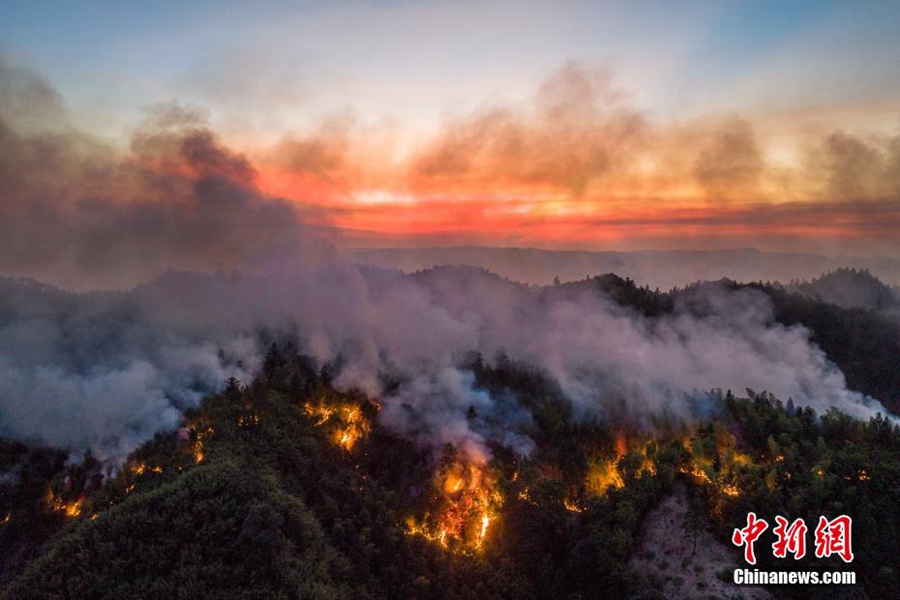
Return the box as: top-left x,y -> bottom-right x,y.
2,270 -> 898,598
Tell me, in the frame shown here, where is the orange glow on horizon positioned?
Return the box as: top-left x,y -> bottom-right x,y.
246,90 -> 900,253
255,165 -> 891,249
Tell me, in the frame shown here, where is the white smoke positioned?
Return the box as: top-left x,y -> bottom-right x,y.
0,264 -> 890,465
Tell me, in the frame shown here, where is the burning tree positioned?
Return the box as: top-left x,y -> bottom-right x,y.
406,446 -> 502,552
303,393 -> 375,452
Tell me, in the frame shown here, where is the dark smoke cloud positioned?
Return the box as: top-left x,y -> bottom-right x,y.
810,130 -> 900,201
0,58 -> 333,291
693,118 -> 764,202
410,61 -> 649,195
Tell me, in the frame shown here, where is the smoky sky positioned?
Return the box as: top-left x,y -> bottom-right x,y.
0,56 -> 334,291
3,54 -> 900,291
0,55 -> 894,467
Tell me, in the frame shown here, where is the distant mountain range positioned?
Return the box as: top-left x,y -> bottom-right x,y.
347,246 -> 900,290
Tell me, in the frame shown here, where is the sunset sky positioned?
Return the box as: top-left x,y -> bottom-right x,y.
2,0 -> 899,268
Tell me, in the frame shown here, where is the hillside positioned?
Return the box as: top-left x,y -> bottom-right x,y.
1,269 -> 899,598
2,346 -> 898,598
786,268 -> 898,311
348,247 -> 900,290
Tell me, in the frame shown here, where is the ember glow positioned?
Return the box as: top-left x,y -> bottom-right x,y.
129,462 -> 164,477
406,459 -> 501,552
586,459 -> 625,497
191,424 -> 214,465
46,492 -> 84,519
585,434 -> 657,498
304,397 -> 372,452
678,431 -> 755,501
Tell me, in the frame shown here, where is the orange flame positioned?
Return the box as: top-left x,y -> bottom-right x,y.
236,412 -> 261,428
563,497 -> 584,513
406,459 -> 501,552
190,424 -> 214,464
586,459 -> 625,497
304,399 -> 370,451
614,432 -> 628,460
721,483 -> 741,498
47,491 -> 84,518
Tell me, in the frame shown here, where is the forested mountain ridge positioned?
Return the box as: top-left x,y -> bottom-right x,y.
1,268 -> 898,598
552,271 -> 900,414
2,345 -> 898,598
785,268 -> 898,311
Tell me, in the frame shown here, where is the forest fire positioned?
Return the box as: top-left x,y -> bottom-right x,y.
303,399 -> 370,451
517,487 -> 538,507
236,412 -> 260,428
191,424 -> 214,464
563,497 -> 584,513
130,462 -> 163,476
679,461 -> 712,485
64,500 -> 84,518
46,492 -> 85,519
406,458 -> 501,552
584,435 -> 657,498
721,483 -> 741,498
678,432 -> 752,500
586,459 -> 625,496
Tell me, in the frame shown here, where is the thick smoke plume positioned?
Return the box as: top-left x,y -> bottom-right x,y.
0,266 -> 888,466
0,56 -> 333,291
0,56 -> 892,466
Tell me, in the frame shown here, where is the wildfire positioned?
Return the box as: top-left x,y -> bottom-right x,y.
406,459 -> 501,552
679,462 -> 713,485
130,462 -> 164,476
636,444 -> 657,477
236,412 -> 260,428
47,492 -> 84,518
721,483 -> 741,498
304,399 -> 370,451
582,435 -> 659,497
679,432 -> 755,501
614,432 -> 628,460
517,486 -> 538,507
191,424 -> 214,464
586,459 -> 625,497
477,514 -> 491,548
563,497 -> 584,513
